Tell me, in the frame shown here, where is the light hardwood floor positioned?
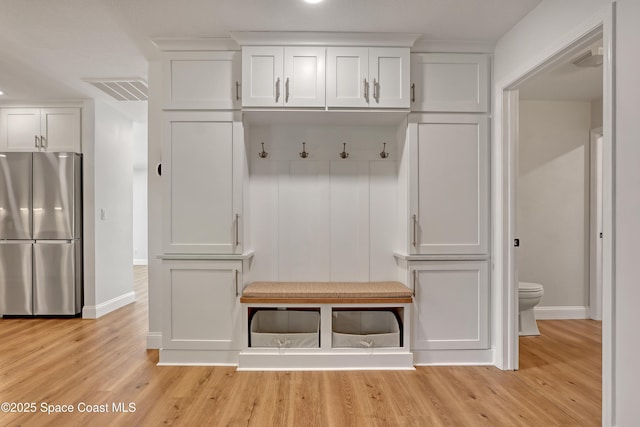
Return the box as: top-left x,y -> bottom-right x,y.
0,266 -> 601,426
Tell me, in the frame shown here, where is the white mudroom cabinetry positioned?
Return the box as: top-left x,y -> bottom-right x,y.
162,51 -> 241,110
241,46 -> 326,108
159,259 -> 249,364
161,111 -> 244,255
408,260 -> 489,350
326,47 -> 410,109
410,53 -> 489,112
0,107 -> 81,152
407,114 -> 489,256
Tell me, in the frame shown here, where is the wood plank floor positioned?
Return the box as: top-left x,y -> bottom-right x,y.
0,266 -> 601,426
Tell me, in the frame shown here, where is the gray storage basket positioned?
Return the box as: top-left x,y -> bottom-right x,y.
332,310 -> 400,348
250,310 -> 320,348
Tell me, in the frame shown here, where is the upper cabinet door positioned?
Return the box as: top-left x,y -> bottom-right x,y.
40,108 -> 81,152
163,51 -> 241,110
411,53 -> 489,112
242,47 -> 284,107
410,114 -> 489,255
0,109 -> 41,151
0,108 -> 80,152
326,47 -> 369,108
369,48 -> 410,109
283,47 -> 326,108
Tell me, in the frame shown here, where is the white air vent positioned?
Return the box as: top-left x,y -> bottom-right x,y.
85,78 -> 148,101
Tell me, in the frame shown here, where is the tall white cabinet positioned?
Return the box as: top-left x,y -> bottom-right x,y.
398,53 -> 491,360
158,47 -> 251,365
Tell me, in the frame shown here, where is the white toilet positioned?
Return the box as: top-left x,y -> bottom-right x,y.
519,282 -> 544,336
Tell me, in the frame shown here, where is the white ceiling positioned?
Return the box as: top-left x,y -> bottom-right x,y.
0,0 -> 543,121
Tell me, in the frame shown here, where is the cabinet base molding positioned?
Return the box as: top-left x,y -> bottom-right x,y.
146,332 -> 163,349
413,349 -> 494,366
158,349 -> 240,366
237,351 -> 414,371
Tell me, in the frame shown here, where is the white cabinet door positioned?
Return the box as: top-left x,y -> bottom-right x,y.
40,108 -> 81,152
411,260 -> 489,350
369,48 -> 410,108
0,108 -> 40,151
162,112 -> 243,254
283,47 -> 326,107
327,47 -> 409,109
326,47 -> 369,108
162,260 -> 242,350
411,53 -> 489,112
0,108 -> 80,152
163,51 -> 240,110
409,114 -> 489,255
242,47 -> 284,107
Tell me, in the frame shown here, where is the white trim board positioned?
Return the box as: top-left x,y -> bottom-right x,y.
534,306 -> 589,320
82,291 -> 136,319
146,332 -> 162,349
134,258 -> 148,266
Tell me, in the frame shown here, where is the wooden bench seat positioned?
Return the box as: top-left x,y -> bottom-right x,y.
240,281 -> 413,304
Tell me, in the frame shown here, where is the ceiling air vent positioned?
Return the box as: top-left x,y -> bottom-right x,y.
85,78 -> 148,101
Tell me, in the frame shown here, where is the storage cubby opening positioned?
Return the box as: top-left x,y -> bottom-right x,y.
248,308 -> 321,348
331,308 -> 404,348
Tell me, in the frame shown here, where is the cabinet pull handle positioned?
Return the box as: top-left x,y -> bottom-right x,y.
412,214 -> 418,247
235,81 -> 240,100
35,135 -> 40,148
285,77 -> 290,103
364,78 -> 369,103
373,78 -> 379,103
412,270 -> 417,297
41,135 -> 47,149
235,213 -> 240,246
275,77 -> 281,103
411,83 -> 416,102
235,269 -> 239,297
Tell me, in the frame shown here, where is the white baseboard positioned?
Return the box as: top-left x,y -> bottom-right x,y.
147,332 -> 162,349
134,258 -> 148,266
82,291 -> 136,319
534,305 -> 589,320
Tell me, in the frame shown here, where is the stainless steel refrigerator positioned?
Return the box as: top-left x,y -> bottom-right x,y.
0,152 -> 82,316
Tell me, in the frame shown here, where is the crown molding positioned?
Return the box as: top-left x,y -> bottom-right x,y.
230,31 -> 421,47
152,37 -> 240,52
411,38 -> 495,53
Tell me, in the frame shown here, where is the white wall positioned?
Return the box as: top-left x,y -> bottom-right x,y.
90,100 -> 134,314
518,100 -> 591,309
614,0 -> 640,424
132,121 -> 148,264
248,124 -> 398,282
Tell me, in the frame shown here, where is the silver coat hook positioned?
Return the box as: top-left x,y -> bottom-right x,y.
339,142 -> 349,159
299,142 -> 309,159
258,142 -> 268,158
380,142 -> 389,159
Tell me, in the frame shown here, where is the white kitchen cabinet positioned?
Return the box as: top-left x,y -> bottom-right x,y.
162,111 -> 244,254
408,114 -> 489,255
0,108 -> 81,152
162,51 -> 241,110
327,47 -> 410,109
410,260 -> 489,350
162,260 -> 243,351
411,53 -> 489,112
242,46 -> 325,108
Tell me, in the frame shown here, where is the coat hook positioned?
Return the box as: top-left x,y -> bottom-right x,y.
299,142 -> 309,159
379,142 -> 389,159
258,142 -> 268,158
339,142 -> 349,159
